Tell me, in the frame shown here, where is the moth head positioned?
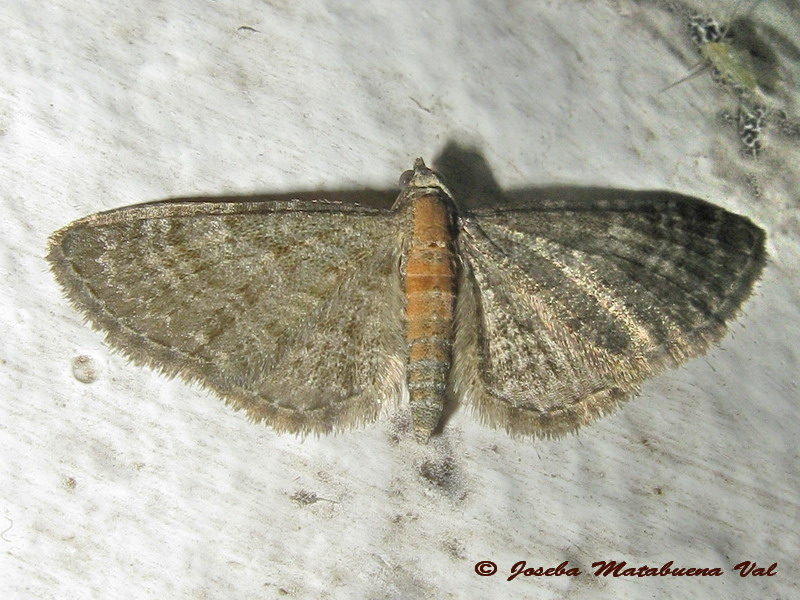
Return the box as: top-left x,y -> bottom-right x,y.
395,158 -> 456,212
399,158 -> 447,190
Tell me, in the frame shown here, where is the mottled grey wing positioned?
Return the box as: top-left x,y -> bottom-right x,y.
451,195 -> 766,438
48,200 -> 408,435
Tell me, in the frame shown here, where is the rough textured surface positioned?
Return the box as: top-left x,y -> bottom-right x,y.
2,0 -> 798,598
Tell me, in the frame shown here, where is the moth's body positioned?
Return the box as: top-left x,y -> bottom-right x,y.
47,157 -> 766,443
396,162 -> 458,440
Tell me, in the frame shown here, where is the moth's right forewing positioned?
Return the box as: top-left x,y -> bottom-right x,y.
48,200 -> 410,435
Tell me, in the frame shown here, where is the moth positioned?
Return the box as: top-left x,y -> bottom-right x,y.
48,159 -> 766,441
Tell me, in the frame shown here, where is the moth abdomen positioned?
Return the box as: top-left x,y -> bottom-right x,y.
403,192 -> 457,442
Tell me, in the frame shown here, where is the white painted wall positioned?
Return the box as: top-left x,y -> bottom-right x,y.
2,1 -> 797,598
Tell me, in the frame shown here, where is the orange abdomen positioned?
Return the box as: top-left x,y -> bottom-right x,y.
404,194 -> 456,441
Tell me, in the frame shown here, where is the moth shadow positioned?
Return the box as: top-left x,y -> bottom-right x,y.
433,142 -> 725,214
141,188 -> 399,210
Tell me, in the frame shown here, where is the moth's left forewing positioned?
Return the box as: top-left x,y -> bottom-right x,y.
451,197 -> 766,438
